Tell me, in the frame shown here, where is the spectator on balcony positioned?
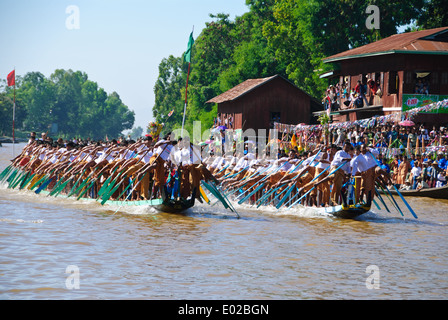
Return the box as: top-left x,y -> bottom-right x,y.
414,85 -> 421,94
355,80 -> 369,107
367,79 -> 378,95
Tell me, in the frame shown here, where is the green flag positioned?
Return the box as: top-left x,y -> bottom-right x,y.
184,32 -> 194,63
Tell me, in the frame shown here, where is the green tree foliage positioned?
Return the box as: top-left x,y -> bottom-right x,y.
152,55 -> 188,135
152,0 -> 443,135
128,126 -> 144,140
0,75 -> 28,136
416,0 -> 448,29
0,69 -> 134,139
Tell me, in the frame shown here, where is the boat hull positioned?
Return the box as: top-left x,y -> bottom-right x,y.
155,186 -> 196,214
38,189 -> 195,214
381,185 -> 448,199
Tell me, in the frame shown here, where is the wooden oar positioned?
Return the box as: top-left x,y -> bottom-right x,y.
76,171 -> 107,200
372,198 -> 382,211
31,172 -> 53,191
19,171 -> 36,190
274,184 -> 297,209
0,165 -> 13,182
100,144 -> 163,205
369,152 -> 409,218
277,156 -> 326,209
112,174 -> 148,215
235,160 -> 291,202
287,161 -> 346,209
53,169 -> 87,198
5,168 -> 19,185
202,181 -> 230,209
69,168 -> 98,197
374,187 -> 390,213
12,169 -> 35,190
97,166 -> 121,198
46,150 -> 92,196
7,170 -> 24,189
223,164 -> 274,198
35,176 -> 56,194
393,185 -> 418,219
115,174 -> 142,202
263,184 -> 294,207
66,169 -> 89,197
256,158 -> 309,207
376,182 -> 404,217
256,185 -> 283,207
8,169 -> 27,189
199,185 -> 210,204
202,181 -> 239,218
237,180 -> 267,205
66,147 -> 117,197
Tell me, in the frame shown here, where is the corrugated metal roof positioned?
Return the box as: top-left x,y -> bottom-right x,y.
206,75 -> 278,104
324,26 -> 448,63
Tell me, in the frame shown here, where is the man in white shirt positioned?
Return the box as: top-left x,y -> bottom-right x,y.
350,145 -> 368,203
360,144 -> 379,204
327,142 -> 352,205
410,161 -> 422,189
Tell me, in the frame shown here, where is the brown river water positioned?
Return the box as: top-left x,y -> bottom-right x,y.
0,143 -> 447,300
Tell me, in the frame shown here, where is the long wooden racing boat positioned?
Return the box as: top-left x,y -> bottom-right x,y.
381,185 -> 448,199
39,187 -> 196,214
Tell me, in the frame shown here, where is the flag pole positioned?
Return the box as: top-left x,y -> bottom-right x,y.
181,62 -> 190,138
12,67 -> 16,156
181,26 -> 194,138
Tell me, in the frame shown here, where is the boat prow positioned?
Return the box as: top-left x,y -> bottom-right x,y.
311,203 -> 371,219
154,186 -> 196,214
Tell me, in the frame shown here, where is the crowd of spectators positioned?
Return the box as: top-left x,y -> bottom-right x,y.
414,78 -> 430,95
323,78 -> 383,112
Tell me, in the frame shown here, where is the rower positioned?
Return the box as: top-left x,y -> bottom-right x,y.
350,145 -> 368,204
317,142 -> 352,206
360,144 -> 379,205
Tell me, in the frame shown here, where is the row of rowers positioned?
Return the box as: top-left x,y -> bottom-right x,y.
12,138 -> 214,200
205,142 -> 389,207
18,139 -> 201,169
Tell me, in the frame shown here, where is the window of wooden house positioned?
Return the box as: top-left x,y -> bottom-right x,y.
414,72 -> 431,94
388,71 -> 399,95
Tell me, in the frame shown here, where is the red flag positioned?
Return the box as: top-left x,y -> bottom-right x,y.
7,70 -> 15,87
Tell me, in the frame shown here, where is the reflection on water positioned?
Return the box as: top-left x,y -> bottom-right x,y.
0,144 -> 447,300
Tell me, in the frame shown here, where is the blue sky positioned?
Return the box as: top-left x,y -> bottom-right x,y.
0,0 -> 249,131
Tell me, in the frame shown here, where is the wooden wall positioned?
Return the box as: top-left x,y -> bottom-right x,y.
218,76 -> 313,132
